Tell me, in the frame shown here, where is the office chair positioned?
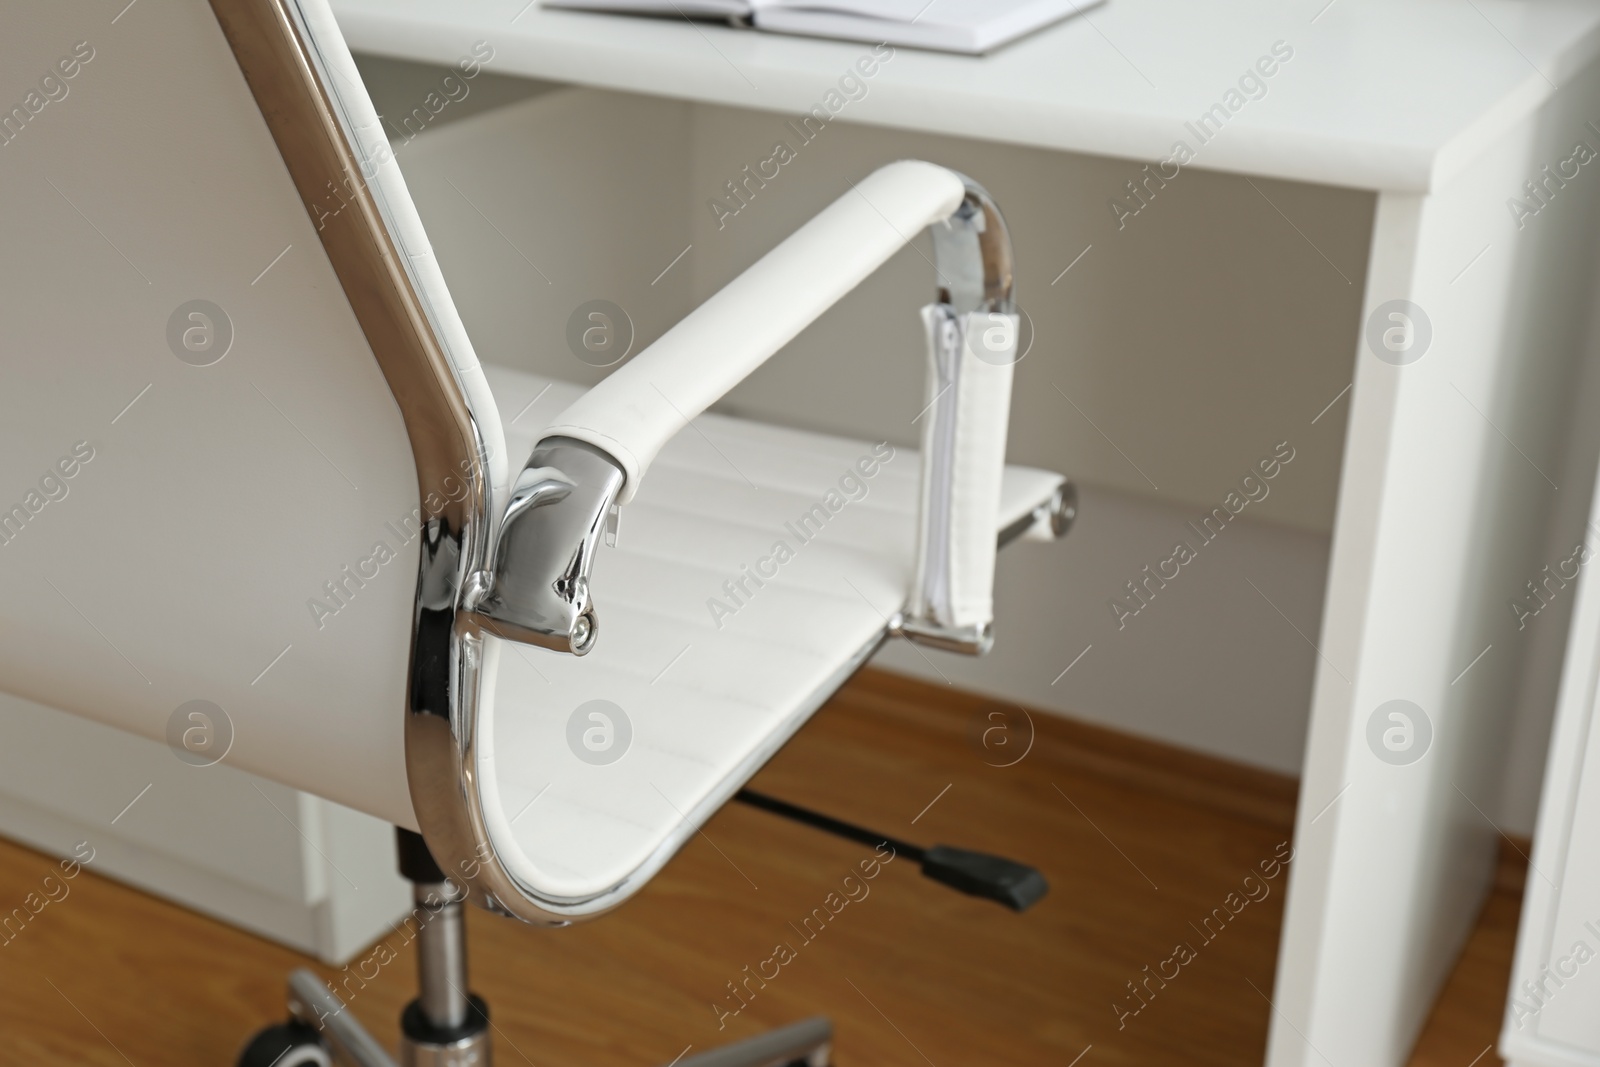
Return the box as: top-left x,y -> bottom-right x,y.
2,1 -> 1072,1063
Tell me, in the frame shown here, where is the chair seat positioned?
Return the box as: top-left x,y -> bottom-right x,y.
477,365 -> 1063,905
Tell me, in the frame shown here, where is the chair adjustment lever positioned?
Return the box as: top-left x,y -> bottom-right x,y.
734,789 -> 1049,912
461,436 -> 625,656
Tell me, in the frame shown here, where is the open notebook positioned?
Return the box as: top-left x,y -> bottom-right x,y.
541,0 -> 1106,54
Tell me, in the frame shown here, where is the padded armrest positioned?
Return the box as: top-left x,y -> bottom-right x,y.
907,305 -> 1017,642
541,160 -> 966,504
472,160 -> 1027,658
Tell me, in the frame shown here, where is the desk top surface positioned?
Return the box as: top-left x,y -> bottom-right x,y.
332,0 -> 1600,191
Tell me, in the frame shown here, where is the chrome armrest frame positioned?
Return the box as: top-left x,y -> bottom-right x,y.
998,480 -> 1078,548
459,438 -> 623,656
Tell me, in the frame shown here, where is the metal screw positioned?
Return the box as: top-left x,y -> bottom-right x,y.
571,614 -> 595,655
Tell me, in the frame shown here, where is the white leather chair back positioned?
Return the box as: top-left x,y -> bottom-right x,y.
0,0 -> 486,829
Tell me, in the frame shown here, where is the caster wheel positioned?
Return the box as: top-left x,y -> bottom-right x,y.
237,1022 -> 332,1067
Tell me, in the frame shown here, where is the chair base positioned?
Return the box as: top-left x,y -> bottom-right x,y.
240,971 -> 832,1067
238,831 -> 831,1067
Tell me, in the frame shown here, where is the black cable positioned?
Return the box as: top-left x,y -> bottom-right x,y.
732,788 -> 1048,912
734,789 -> 924,861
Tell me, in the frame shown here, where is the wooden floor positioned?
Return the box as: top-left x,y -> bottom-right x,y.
0,669 -> 1516,1066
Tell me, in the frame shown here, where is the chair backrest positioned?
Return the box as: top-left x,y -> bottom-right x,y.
0,0 -> 488,830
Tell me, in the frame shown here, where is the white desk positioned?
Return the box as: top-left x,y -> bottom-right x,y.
332,2 -> 1600,1063
335,0 -> 1600,190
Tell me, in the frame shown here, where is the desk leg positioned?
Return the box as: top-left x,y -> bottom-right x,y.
1268,63 -> 1600,1067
